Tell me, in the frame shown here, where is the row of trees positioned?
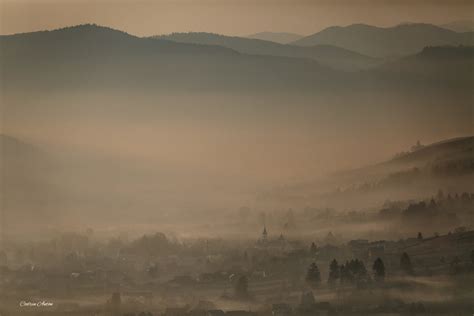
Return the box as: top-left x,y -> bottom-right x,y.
236,249 -> 472,298
306,252 -> 415,288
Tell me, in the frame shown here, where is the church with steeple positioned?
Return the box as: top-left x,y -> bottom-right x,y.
255,225 -> 292,252
261,226 -> 268,242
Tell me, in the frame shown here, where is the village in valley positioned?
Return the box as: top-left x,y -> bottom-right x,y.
1,191 -> 473,315
1,3 -> 474,314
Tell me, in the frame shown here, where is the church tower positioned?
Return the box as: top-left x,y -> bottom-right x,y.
262,226 -> 268,242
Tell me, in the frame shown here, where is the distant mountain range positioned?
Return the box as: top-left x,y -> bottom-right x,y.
246,32 -> 303,44
1,24 -> 473,218
369,46 -> 474,89
1,24 -> 472,93
1,24 -> 472,97
0,24 -> 341,92
291,23 -> 474,58
441,20 -> 474,33
153,32 -> 379,71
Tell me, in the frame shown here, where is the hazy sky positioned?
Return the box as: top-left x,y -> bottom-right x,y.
1,0 -> 473,36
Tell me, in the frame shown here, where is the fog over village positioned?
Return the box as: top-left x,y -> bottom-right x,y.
0,0 -> 473,315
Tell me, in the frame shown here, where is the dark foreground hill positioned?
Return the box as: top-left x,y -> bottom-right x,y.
326,136 -> 474,205
336,136 -> 474,182
262,136 -> 474,209
391,136 -> 474,167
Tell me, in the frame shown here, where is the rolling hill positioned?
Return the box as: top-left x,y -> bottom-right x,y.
0,24 -> 343,92
152,32 -> 380,71
2,24 -> 472,94
0,134 -> 60,227
332,136 -> 474,190
246,31 -> 303,44
263,136 -> 474,209
1,24 -> 473,218
291,23 -> 474,58
441,20 -> 474,33
367,45 -> 474,89
389,136 -> 474,169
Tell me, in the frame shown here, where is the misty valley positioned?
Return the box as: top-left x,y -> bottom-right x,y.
0,20 -> 473,316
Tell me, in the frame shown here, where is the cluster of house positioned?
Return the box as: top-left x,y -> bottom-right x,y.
127,291 -> 330,316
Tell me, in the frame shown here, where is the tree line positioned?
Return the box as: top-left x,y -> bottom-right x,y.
305,252 -> 417,288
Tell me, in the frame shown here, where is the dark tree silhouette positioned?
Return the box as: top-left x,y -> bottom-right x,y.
372,258 -> 385,282
328,259 -> 340,286
310,242 -> 317,254
436,189 -> 444,200
409,302 -> 426,314
429,198 -> 436,208
340,259 -> 368,286
306,262 -> 321,288
450,256 -> 461,274
400,252 -> 414,275
234,275 -> 249,299
147,263 -> 159,278
110,292 -> 121,315
461,192 -> 470,202
417,232 -> 423,240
